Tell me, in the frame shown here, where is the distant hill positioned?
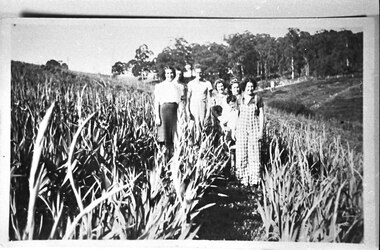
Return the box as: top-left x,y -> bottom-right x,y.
261,76 -> 363,125
11,60 -> 154,93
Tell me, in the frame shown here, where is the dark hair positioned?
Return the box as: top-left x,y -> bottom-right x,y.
214,79 -> 225,89
174,66 -> 185,83
160,66 -> 176,80
229,78 -> 239,85
240,77 -> 257,91
164,66 -> 175,71
226,94 -> 237,104
211,105 -> 223,116
227,78 -> 241,95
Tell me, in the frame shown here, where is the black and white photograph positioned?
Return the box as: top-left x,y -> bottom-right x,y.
0,1 -> 378,249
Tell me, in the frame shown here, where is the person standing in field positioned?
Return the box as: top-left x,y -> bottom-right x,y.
187,64 -> 213,144
208,78 -> 227,145
154,66 -> 181,160
220,94 -> 239,177
210,78 -> 227,109
183,64 -> 193,83
235,77 -> 265,186
228,78 -> 242,99
174,66 -> 188,137
204,105 -> 224,147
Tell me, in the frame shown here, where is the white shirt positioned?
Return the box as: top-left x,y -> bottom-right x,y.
154,81 -> 182,104
220,106 -> 239,131
187,79 -> 212,102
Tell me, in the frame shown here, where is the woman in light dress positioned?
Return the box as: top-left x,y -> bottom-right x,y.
215,78 -> 239,176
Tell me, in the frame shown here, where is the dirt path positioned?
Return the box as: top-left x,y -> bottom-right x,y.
195,177 -> 265,240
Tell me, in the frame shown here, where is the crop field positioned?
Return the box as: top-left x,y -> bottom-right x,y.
196,107 -> 363,242
9,61 -> 363,242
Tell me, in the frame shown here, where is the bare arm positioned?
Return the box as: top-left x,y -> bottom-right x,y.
187,84 -> 193,120
258,106 -> 264,140
182,85 -> 188,120
154,86 -> 161,126
204,82 -> 212,120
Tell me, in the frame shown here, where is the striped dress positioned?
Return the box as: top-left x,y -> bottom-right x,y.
235,94 -> 263,186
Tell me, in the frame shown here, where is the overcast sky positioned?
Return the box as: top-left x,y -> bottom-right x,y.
10,18 -> 364,75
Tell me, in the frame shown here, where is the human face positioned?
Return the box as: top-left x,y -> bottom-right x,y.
231,83 -> 240,96
229,100 -> 237,110
195,68 -> 202,78
245,81 -> 255,96
165,69 -> 174,81
216,82 -> 224,93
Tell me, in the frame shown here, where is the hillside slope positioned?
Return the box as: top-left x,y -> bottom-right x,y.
261,76 -> 363,124
259,77 -> 363,152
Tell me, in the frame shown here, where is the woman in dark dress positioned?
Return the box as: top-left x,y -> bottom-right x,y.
154,66 -> 182,160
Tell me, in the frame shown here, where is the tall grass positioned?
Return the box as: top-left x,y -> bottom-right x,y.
10,61 -> 363,242
266,99 -> 315,117
257,108 -> 363,242
10,61 -> 227,240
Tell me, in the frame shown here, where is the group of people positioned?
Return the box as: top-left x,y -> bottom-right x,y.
154,65 -> 265,186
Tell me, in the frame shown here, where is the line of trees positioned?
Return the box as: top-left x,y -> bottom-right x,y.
45,59 -> 69,70
112,28 -> 363,82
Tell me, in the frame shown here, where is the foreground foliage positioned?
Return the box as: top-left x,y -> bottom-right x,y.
257,108 -> 363,242
195,108 -> 363,242
10,61 -> 226,240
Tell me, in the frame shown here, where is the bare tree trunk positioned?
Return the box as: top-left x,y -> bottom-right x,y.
291,57 -> 295,79
257,61 -> 260,77
264,61 -> 268,80
303,56 -> 310,77
346,41 -> 350,67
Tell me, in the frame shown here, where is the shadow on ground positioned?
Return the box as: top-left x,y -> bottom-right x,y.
195,176 -> 265,241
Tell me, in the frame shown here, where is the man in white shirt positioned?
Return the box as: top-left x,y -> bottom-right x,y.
187,65 -> 213,144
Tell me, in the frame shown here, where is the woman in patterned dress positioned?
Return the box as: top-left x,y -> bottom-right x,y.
235,78 -> 265,186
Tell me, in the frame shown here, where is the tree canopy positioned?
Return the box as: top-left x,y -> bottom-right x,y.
113,28 -> 362,82
45,59 -> 69,72
127,44 -> 154,77
111,61 -> 127,76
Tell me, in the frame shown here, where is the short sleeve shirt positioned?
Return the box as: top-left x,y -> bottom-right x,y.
154,81 -> 182,104
188,79 -> 212,102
